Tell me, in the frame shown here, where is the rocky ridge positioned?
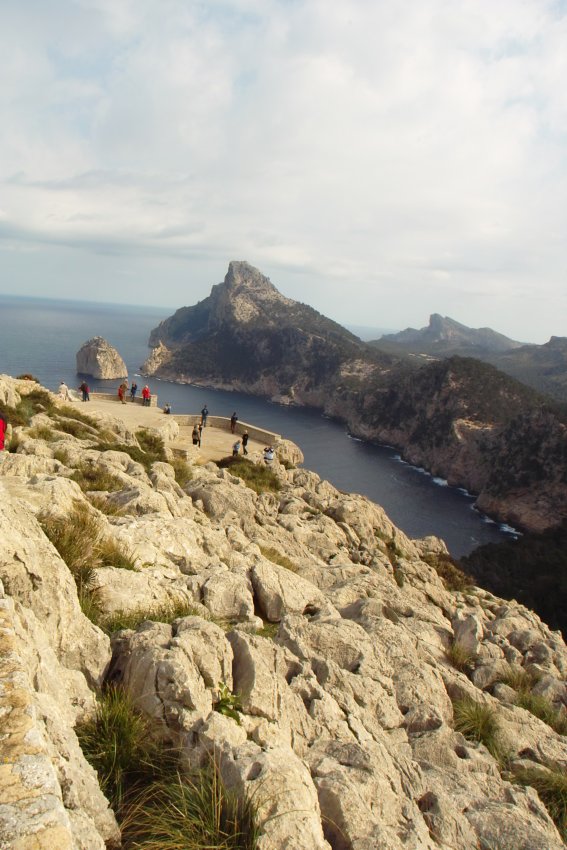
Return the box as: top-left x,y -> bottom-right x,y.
76,337 -> 127,380
1,373 -> 567,849
376,314 -> 523,357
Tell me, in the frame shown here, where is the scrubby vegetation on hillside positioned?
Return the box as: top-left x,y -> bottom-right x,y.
461,522 -> 567,638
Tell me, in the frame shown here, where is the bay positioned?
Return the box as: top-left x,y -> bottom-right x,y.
0,293 -> 514,556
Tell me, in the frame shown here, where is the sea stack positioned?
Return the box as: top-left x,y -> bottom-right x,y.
76,336 -> 127,379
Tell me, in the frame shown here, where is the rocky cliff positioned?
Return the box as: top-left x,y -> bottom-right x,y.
76,337 -> 128,379
144,263 -> 567,533
1,373 -> 567,849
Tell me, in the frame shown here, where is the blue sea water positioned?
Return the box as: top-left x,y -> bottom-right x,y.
0,293 -> 515,556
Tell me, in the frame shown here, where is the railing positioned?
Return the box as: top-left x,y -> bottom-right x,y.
172,414 -> 281,444
89,392 -> 159,407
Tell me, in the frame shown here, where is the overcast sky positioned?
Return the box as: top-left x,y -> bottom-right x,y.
1,0 -> 566,343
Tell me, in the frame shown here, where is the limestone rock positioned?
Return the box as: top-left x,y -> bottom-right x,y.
76,337 -> 127,379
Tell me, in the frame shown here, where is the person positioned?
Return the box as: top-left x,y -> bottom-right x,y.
58,381 -> 72,401
130,382 -> 138,401
232,439 -> 241,457
0,412 -> 7,459
230,411 -> 238,433
142,385 -> 151,407
201,405 -> 209,427
263,445 -> 274,465
118,383 -> 127,404
198,423 -> 203,445
241,430 -> 249,455
163,403 -> 172,414
192,424 -> 200,446
78,381 -> 90,402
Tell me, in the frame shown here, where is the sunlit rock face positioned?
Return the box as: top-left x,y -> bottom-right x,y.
76,336 -> 127,379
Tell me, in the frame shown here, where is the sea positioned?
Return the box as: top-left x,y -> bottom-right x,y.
0,293 -> 517,557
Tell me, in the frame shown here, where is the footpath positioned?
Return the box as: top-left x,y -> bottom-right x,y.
81,394 -> 279,463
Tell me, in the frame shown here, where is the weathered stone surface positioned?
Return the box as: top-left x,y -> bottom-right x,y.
76,336 -> 127,379
2,371 -> 567,850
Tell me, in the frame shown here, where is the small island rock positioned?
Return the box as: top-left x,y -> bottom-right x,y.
76,336 -> 127,379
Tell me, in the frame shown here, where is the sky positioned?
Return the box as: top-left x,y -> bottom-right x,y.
1,0 -> 566,343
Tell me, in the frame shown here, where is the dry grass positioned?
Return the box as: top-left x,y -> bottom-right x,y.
446,640 -> 476,673
452,696 -> 506,763
72,461 -> 124,493
100,600 -> 201,635
514,765 -> 567,841
259,545 -> 297,573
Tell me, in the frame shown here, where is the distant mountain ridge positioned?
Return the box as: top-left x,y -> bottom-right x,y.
375,313 -> 523,355
144,261 -> 567,533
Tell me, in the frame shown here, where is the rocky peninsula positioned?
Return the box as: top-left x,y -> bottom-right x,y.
143,261 -> 567,534
1,373 -> 567,849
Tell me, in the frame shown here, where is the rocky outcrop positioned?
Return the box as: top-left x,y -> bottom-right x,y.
1,372 -> 567,850
76,336 -> 127,379
377,313 -> 523,355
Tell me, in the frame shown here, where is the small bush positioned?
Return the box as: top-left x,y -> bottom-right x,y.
259,545 -> 297,572
54,417 -> 92,439
393,567 -> 405,588
137,428 -> 167,464
171,456 -> 193,487
423,552 -> 473,592
8,432 -> 21,453
100,600 -> 200,635
514,766 -> 567,841
452,696 -> 504,761
16,373 -> 40,382
214,682 -> 242,724
39,503 -> 101,593
58,404 -> 100,428
217,456 -> 281,495
72,461 -> 124,493
496,663 -> 539,693
446,640 -> 476,673
0,388 -> 55,427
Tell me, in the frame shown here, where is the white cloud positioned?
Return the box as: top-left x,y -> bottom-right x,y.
0,0 -> 566,341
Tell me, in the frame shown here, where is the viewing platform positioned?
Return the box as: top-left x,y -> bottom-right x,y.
83,393 -> 283,464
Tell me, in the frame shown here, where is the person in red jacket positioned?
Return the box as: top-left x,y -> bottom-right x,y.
142,385 -> 151,407
0,413 -> 7,455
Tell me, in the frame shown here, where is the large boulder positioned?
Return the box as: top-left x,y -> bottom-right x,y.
76,337 -> 127,379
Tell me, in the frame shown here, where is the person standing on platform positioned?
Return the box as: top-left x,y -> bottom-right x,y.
242,430 -> 249,455
232,439 -> 241,457
142,385 -> 151,407
230,411 -> 238,433
59,381 -> 72,401
130,382 -> 138,401
201,405 -> 209,427
78,381 -> 90,402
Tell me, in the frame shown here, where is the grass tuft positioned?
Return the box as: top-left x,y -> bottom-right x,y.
452,696 -> 505,762
259,545 -> 297,572
216,456 -> 281,494
446,640 -> 477,673
171,456 -> 193,487
256,622 -> 279,640
514,766 -> 567,841
515,691 -> 567,735
28,425 -> 57,441
100,599 -> 201,635
72,461 -> 124,493
88,494 -> 126,516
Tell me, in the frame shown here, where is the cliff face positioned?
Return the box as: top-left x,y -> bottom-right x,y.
144,263 -> 567,533
1,373 -> 567,850
76,336 -> 127,379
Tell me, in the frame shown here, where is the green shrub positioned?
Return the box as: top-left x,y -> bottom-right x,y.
214,682 -> 242,724
16,373 -> 40,382
72,461 -> 124,493
100,600 -> 201,635
216,456 -> 281,494
39,503 -> 101,594
259,545 -> 297,572
0,388 -> 55,427
514,766 -> 567,841
54,417 -> 92,439
58,404 -> 100,428
137,428 -> 167,464
98,537 -> 137,570
452,696 -> 505,762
